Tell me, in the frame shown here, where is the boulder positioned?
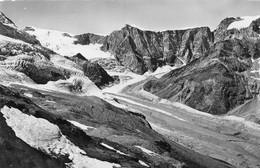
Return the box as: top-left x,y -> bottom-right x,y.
66,53 -> 114,87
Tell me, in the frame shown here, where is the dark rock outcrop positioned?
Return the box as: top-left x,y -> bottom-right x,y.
74,33 -> 105,45
66,53 -> 114,87
101,24 -> 214,74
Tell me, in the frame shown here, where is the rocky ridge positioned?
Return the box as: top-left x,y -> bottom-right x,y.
0,12 -> 40,45
100,25 -> 214,74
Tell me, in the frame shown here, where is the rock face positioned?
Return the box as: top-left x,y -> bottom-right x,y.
0,12 -> 40,45
144,38 -> 255,114
101,24 -> 214,74
66,53 -> 114,87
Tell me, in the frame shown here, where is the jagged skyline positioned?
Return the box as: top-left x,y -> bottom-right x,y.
0,0 -> 260,35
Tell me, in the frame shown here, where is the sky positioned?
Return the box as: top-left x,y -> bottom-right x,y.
0,0 -> 260,35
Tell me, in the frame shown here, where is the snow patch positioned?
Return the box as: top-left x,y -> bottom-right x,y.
24,93 -> 33,98
228,15 -> 260,30
0,106 -> 120,168
134,146 -> 157,156
46,100 -> 56,103
101,143 -> 128,156
68,120 -> 96,131
144,65 -> 177,78
138,160 -> 149,167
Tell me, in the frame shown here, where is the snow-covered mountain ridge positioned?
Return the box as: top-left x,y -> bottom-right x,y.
25,26 -> 112,59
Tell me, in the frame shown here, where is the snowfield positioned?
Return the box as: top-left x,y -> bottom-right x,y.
1,106 -> 120,168
228,15 -> 260,30
26,27 -> 112,59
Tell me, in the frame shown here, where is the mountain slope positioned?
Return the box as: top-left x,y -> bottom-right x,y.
143,15 -> 260,115
0,12 -> 40,45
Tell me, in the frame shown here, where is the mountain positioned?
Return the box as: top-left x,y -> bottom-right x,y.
143,38 -> 253,114
143,15 -> 260,116
100,24 -> 214,74
1,11 -> 260,168
214,15 -> 260,42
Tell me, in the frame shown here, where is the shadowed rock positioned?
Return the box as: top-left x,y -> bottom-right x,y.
66,53 -> 114,87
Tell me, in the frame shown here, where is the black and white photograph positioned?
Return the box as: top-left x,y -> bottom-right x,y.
0,0 -> 260,167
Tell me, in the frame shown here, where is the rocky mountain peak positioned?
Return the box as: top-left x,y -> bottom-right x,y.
0,11 -> 17,28
0,11 -> 40,45
123,24 -> 141,31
